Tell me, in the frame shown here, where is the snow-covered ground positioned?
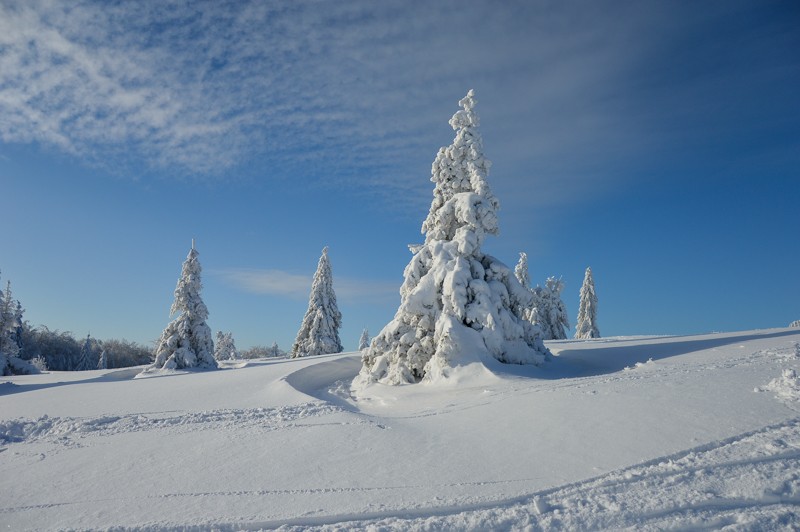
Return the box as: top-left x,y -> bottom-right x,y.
2,328 -> 799,530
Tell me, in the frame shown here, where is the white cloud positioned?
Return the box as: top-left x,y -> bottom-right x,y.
217,268 -> 398,303
1,0 -> 782,215
217,269 -> 310,298
0,1 -> 649,182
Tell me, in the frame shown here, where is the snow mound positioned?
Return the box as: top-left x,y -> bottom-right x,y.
623,358 -> 655,371
761,369 -> 800,404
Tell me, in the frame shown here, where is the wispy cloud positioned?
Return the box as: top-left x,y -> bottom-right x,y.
216,268 -> 399,303
2,0 -> 790,213
217,269 -> 310,298
0,1 -> 650,183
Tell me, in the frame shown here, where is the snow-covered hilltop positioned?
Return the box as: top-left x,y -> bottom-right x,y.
1,328 -> 799,529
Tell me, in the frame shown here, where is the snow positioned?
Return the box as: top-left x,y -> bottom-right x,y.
1,328 -> 800,529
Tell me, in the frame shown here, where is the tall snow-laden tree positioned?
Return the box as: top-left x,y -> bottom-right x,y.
575,267 -> 600,339
214,331 -> 239,361
358,328 -> 370,351
358,90 -> 550,386
144,242 -> 217,372
291,247 -> 343,358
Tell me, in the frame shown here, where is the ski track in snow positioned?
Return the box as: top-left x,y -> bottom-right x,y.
60,417 -> 799,531
0,402 -> 379,447
266,418 -> 800,531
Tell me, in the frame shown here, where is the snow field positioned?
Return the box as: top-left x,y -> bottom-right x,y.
1,329 -> 799,529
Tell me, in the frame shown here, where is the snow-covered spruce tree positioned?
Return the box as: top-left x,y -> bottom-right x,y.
270,341 -> 281,357
358,90 -> 550,386
74,334 -> 96,371
214,331 -> 239,361
97,349 -> 109,370
0,277 -> 37,376
144,242 -> 217,372
358,328 -> 371,351
575,267 -> 600,339
513,252 -> 545,329
290,247 -> 343,358
514,252 -> 531,291
542,277 -> 569,340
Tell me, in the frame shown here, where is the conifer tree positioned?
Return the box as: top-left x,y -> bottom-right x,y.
270,341 -> 281,357
358,90 -> 549,386
291,247 -> 343,358
514,252 -> 545,329
214,331 -> 239,361
74,334 -> 95,371
575,266 -> 600,339
144,241 -> 217,372
0,276 -> 36,375
0,280 -> 21,360
544,277 -> 570,340
97,349 -> 109,370
514,252 -> 531,291
358,328 -> 370,351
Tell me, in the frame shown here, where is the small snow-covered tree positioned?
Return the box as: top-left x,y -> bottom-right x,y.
514,252 -> 531,291
97,349 -> 109,370
575,267 -> 600,339
541,277 -> 569,340
790,320 -> 800,328
214,331 -> 239,361
291,247 -> 343,358
0,277 -> 37,376
74,334 -> 96,371
358,328 -> 370,351
0,280 -> 21,360
514,252 -> 545,329
31,355 -> 48,372
144,242 -> 217,372
270,341 -> 281,358
358,90 -> 550,386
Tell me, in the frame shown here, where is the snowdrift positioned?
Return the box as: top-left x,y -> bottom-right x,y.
1,328 -> 799,530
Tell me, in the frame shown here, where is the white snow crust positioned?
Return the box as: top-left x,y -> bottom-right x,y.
2,328 -> 800,529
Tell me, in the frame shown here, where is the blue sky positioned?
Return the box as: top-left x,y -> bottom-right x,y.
2,0 -> 798,351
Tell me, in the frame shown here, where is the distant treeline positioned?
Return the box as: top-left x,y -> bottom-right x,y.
17,326 -> 153,371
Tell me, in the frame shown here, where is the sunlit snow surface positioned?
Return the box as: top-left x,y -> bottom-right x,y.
2,329 -> 799,530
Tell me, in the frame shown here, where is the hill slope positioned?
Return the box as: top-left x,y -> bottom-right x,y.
2,328 -> 799,530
